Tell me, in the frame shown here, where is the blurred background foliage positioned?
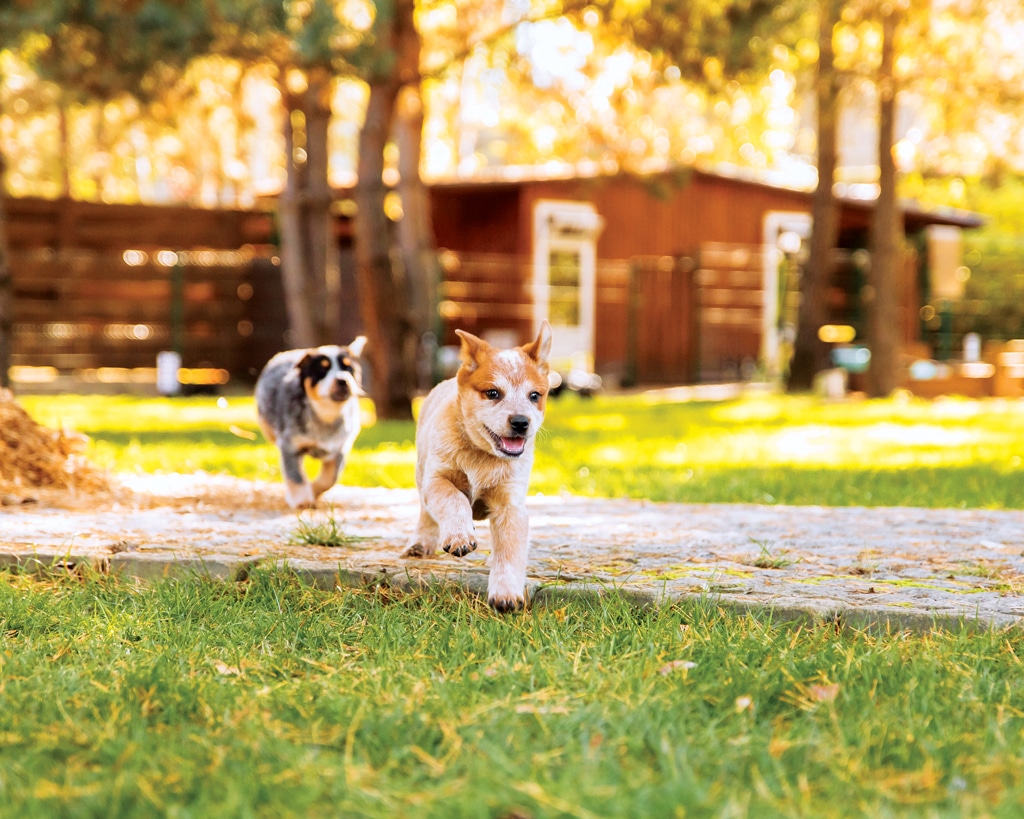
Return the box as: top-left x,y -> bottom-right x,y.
2,0 -> 1024,341
0,0 -> 815,204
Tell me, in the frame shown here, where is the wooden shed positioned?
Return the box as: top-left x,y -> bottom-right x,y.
3,166 -> 983,393
426,168 -> 984,386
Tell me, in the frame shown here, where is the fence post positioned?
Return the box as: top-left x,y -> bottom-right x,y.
171,253 -> 185,357
623,259 -> 640,387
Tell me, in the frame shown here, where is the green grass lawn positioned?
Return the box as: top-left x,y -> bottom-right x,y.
8,390 -> 1024,816
21,390 -> 1024,507
2,570 -> 1023,818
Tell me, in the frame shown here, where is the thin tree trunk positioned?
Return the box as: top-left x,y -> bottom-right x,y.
354,77 -> 415,419
0,184 -> 12,390
788,0 -> 842,392
866,7 -> 902,397
304,71 -> 341,344
395,78 -> 439,391
58,102 -> 72,197
278,92 -> 317,348
353,0 -> 421,419
277,77 -> 338,349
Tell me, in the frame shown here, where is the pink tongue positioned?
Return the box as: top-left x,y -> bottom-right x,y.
502,437 -> 526,454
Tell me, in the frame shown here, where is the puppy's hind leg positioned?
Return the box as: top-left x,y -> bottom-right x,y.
403,507 -> 440,557
280,448 -> 315,509
256,415 -> 277,446
311,454 -> 343,501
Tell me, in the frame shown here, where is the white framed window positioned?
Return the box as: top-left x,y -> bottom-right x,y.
532,200 -> 604,373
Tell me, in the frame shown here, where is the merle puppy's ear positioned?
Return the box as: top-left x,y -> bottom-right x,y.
455,329 -> 489,372
522,320 -> 553,375
348,335 -> 367,358
285,350 -> 315,383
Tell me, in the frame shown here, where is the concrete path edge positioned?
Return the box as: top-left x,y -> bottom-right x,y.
0,544 -> 1012,635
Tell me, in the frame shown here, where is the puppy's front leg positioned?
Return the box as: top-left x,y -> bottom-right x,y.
280,449 -> 314,509
487,505 -> 530,612
311,454 -> 342,500
422,477 -> 477,557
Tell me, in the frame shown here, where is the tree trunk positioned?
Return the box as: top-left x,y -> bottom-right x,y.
58,102 -> 72,197
0,186 -> 12,390
278,92 -> 315,347
787,0 -> 842,393
395,78 -> 439,392
866,8 -> 902,397
352,0 -> 422,420
305,71 -> 341,344
354,77 -> 415,420
277,73 -> 339,349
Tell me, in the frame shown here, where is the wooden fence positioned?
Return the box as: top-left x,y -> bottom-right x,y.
10,248 -> 289,380
5,197 -> 285,390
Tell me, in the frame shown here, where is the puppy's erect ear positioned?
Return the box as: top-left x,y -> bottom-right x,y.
522,320 -> 553,375
455,328 -> 490,372
348,335 -> 368,359
286,351 -> 316,383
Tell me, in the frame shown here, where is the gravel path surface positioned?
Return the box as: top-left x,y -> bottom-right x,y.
2,474 -> 1023,631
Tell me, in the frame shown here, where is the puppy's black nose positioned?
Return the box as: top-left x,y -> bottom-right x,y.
332,379 -> 352,401
509,415 -> 530,435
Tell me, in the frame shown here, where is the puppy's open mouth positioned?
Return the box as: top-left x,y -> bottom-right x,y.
486,428 -> 527,457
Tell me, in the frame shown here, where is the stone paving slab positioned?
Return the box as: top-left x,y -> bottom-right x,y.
1,475 -> 1023,631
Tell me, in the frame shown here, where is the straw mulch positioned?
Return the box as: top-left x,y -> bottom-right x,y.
0,390 -> 110,496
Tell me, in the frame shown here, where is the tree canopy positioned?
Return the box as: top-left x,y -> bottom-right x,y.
4,1 -> 1024,199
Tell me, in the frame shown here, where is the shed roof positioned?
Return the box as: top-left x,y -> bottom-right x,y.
428,163 -> 986,230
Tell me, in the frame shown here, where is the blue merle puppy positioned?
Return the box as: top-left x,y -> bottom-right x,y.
255,337 -> 367,509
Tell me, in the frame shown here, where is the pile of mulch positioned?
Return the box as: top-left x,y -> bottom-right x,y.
0,390 -> 110,499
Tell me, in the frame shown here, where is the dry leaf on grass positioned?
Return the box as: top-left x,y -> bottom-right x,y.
658,659 -> 697,675
809,683 -> 841,702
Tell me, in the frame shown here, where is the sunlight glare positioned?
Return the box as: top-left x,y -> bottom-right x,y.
518,17 -> 594,91
566,414 -> 628,432
589,445 -> 630,465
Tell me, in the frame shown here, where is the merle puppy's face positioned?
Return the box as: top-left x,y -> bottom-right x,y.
299,343 -> 364,407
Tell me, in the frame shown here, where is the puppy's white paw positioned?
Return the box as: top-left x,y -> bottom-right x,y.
285,482 -> 316,510
442,533 -> 477,558
487,572 -> 525,613
488,593 -> 525,613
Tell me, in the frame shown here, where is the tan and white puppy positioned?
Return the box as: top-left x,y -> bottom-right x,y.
404,322 -> 552,612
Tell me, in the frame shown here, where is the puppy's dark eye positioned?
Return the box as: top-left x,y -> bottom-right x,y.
483,388 -> 501,401
529,391 -> 542,403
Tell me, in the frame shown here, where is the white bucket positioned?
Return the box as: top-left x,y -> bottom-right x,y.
156,351 -> 181,396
